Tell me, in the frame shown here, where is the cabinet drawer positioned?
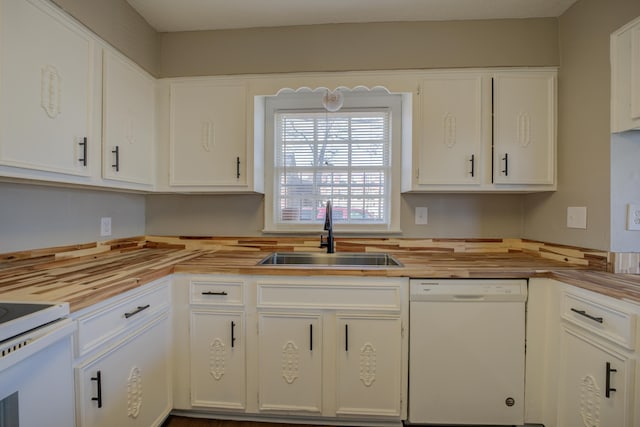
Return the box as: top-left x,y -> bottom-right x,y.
561,290 -> 636,350
75,280 -> 170,357
190,278 -> 244,306
257,280 -> 402,311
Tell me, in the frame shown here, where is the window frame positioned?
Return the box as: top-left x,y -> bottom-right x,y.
263,90 -> 402,234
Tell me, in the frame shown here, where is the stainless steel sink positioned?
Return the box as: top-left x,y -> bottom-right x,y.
256,252 -> 403,268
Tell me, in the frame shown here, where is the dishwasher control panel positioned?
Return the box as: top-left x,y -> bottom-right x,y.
409,279 -> 527,302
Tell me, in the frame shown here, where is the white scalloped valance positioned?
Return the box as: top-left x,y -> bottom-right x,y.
274,85 -> 393,96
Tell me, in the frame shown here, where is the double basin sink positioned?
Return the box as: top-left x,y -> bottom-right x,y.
257,252 -> 403,268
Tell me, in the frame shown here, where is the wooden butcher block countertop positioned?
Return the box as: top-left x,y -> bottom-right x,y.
1,239 -> 639,311
0,246 -> 206,312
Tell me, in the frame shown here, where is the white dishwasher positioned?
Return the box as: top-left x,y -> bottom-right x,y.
408,279 -> 527,425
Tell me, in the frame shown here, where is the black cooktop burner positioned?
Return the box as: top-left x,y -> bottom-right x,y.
0,302 -> 54,325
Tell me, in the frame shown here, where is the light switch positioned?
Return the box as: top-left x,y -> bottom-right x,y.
415,207 -> 428,225
567,207 -> 587,229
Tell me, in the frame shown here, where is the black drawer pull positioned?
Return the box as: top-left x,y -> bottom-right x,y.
231,321 -> 236,348
469,154 -> 475,177
501,153 -> 509,176
605,362 -> 617,398
78,137 -> 88,166
309,324 -> 313,351
202,291 -> 228,296
345,324 -> 349,352
124,304 -> 150,319
112,146 -> 120,172
91,370 -> 102,408
570,308 -> 604,324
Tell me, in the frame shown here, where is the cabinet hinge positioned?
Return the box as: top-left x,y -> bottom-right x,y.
416,168 -> 419,180
417,85 -> 421,96
401,322 -> 406,338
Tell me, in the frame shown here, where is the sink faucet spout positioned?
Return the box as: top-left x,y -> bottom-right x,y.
320,200 -> 335,253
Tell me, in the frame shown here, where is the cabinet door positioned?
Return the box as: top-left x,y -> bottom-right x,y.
631,24 -> 640,121
169,81 -> 246,187
102,50 -> 155,185
258,312 -> 322,413
558,328 -> 633,427
418,75 -> 482,185
335,315 -> 402,417
76,314 -> 171,427
493,72 -> 555,185
0,0 -> 93,176
190,310 -> 245,410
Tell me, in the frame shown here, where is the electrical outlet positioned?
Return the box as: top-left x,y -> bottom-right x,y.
415,207 -> 428,225
627,204 -> 640,230
567,207 -> 587,229
100,217 -> 112,237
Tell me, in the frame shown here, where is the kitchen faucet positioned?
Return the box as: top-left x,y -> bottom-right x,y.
319,200 -> 335,253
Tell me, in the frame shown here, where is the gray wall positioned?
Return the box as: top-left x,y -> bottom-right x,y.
522,0 -> 640,251
159,18 -> 558,77
0,182 -> 145,253
51,0 -> 160,75
145,193 -> 525,238
611,131 -> 640,252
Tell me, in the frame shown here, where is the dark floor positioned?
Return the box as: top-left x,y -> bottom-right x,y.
162,416 -> 331,427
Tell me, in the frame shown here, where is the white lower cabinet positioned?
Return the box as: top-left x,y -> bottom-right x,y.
73,279 -> 172,427
258,312 -> 323,413
335,315 -> 402,417
76,314 -> 171,427
190,310 -> 246,410
557,327 -> 633,427
175,274 -> 408,424
556,284 -> 638,427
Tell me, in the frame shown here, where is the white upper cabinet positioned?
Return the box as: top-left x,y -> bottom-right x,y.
0,0 -> 94,177
611,16 -> 640,132
493,71 -> 556,185
406,69 -> 556,192
102,49 -> 155,187
418,74 -> 483,186
168,80 -> 249,190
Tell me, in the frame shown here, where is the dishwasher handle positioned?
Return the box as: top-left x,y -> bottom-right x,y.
452,295 -> 486,301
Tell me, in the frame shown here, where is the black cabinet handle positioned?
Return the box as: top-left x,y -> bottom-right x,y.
606,362 -> 617,398
91,370 -> 102,408
570,308 -> 604,324
469,154 -> 475,177
124,304 -> 150,319
202,291 -> 228,296
501,153 -> 509,176
231,321 -> 236,348
236,156 -> 241,179
309,324 -> 313,351
78,137 -> 87,166
112,146 -> 119,172
345,324 -> 349,352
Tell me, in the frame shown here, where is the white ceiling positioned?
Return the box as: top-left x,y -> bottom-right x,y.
126,0 -> 579,32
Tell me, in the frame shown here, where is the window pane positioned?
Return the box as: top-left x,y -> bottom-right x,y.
275,109 -> 390,225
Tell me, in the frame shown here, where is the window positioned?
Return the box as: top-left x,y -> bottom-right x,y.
264,90 -> 401,233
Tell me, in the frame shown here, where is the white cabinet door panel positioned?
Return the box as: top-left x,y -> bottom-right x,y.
335,315 -> 402,417
558,328 -> 633,427
190,310 -> 246,410
0,0 -> 93,176
102,50 -> 155,185
419,75 -> 482,185
493,72 -> 555,185
258,312 -> 322,413
169,82 -> 246,187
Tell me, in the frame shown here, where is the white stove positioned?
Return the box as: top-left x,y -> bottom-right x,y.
0,301 -> 69,343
